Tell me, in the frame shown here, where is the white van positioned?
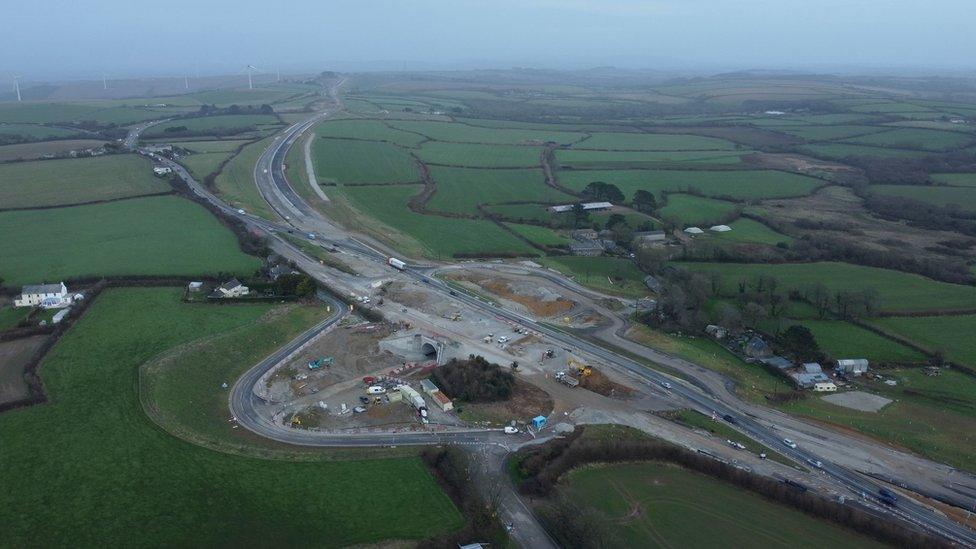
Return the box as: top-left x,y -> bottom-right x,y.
366,385 -> 387,395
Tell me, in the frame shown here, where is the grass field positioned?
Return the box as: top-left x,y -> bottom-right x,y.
503,223 -> 569,247
0,154 -> 164,209
558,169 -> 822,200
315,119 -> 427,147
773,125 -> 888,141
143,114 -> 281,137
0,123 -> 82,140
842,128 -> 974,151
170,139 -> 250,153
484,203 -> 553,223
538,256 -> 647,297
801,143 -> 935,160
0,102 -> 168,125
0,305 -> 31,331
313,138 -> 418,184
335,185 -> 538,258
710,217 -> 792,246
417,141 -> 542,167
868,314 -> 976,368
556,148 -> 747,168
0,288 -> 462,546
426,166 -> 565,215
795,320 -> 925,364
214,136 -> 279,220
0,195 -> 260,285
782,367 -> 976,472
558,462 -> 880,548
387,120 -> 586,145
627,325 -> 792,402
870,184 -> 976,212
0,139 -> 108,162
677,261 -> 976,312
931,173 -> 976,187
574,132 -> 737,150
179,151 -> 236,180
657,194 -> 739,227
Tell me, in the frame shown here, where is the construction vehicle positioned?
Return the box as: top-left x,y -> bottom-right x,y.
307,357 -> 335,370
450,312 -> 462,321
569,358 -> 592,378
554,371 -> 579,388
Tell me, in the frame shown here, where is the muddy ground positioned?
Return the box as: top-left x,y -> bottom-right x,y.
0,336 -> 47,405
456,379 -> 554,427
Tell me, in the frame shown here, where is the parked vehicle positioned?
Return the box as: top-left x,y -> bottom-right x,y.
366,385 -> 386,395
503,426 -> 519,434
353,406 -> 366,414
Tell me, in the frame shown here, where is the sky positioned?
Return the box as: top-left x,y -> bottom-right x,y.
3,0 -> 974,79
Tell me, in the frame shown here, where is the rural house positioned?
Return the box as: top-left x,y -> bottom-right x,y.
215,279 -> 249,298
14,282 -> 70,308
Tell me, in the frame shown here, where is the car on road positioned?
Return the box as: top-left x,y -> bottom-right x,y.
660,381 -> 672,390
722,414 -> 736,424
503,426 -> 519,434
783,438 -> 797,449
237,209 -> 245,214
807,458 -> 823,469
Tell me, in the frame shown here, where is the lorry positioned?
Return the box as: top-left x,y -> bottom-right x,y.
554,371 -> 579,388
388,257 -> 406,270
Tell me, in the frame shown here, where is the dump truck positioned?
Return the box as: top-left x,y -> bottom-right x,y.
554,371 -> 579,388
568,358 -> 592,377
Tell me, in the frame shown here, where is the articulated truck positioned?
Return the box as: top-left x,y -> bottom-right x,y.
388,257 -> 406,270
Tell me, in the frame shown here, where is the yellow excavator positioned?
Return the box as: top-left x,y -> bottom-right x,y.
568,358 -> 592,378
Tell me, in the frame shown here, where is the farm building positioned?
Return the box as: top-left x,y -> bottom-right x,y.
431,391 -> 453,412
14,282 -> 69,308
643,275 -> 663,293
51,308 -> 70,324
813,381 -> 838,392
187,281 -> 203,292
801,363 -> 823,374
152,166 -> 172,176
789,370 -> 832,390
743,336 -> 772,358
214,279 -> 249,298
548,201 -> 613,213
569,239 -> 604,256
836,359 -> 869,375
709,225 -> 732,232
571,229 -> 599,241
684,227 -> 704,235
704,324 -> 728,339
759,356 -> 794,372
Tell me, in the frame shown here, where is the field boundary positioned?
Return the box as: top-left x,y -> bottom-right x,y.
0,190 -> 175,213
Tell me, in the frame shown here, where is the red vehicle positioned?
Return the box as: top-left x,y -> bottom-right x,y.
362,376 -> 376,385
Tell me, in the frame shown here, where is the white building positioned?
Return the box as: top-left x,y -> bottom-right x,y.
709,225 -> 732,232
187,281 -> 204,292
153,166 -> 172,176
14,282 -> 69,308
548,201 -> 613,213
813,381 -> 838,392
216,279 -> 249,298
836,358 -> 869,376
684,226 -> 704,234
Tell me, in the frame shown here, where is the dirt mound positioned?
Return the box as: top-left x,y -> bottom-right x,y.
580,368 -> 634,399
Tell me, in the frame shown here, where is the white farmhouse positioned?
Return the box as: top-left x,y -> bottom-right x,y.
14,282 -> 70,308
216,279 -> 249,298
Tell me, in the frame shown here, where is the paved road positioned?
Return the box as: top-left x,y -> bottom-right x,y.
127,98 -> 976,547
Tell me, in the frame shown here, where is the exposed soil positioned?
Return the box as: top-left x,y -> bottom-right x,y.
446,272 -> 575,317
0,336 -> 48,405
457,379 -> 554,425
580,367 -> 635,399
748,152 -> 865,184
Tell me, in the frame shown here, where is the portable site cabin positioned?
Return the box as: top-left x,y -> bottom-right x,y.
531,415 -> 548,430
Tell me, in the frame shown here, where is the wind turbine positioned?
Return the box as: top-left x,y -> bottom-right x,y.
184,74 -> 189,89
12,75 -> 22,102
276,67 -> 281,83
102,72 -> 108,90
245,64 -> 257,89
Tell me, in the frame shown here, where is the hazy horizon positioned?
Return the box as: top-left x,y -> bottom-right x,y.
4,0 -> 976,81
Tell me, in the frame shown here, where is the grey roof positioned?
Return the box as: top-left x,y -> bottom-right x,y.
643,275 -> 662,292
21,282 -> 65,295
569,240 -> 604,252
790,372 -> 830,387
760,356 -> 794,371
802,363 -> 823,374
219,278 -> 243,291
420,379 -> 440,393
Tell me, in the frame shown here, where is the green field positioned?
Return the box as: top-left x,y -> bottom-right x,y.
783,367 -> 976,472
795,320 -> 924,364
0,305 -> 31,331
335,184 -> 538,258
870,184 -> 976,211
315,119 -> 427,147
842,128 -> 973,151
214,136 -> 278,219
180,151 -> 236,180
0,102 -> 168,125
710,217 -> 792,246
575,132 -> 737,150
312,138 -> 418,184
931,173 -> 976,187
387,120 -> 585,145
484,203 -> 554,223
0,195 -> 260,285
0,154 -> 164,209
184,88 -> 300,107
677,261 -> 976,312
0,123 -> 82,140
558,462 -> 880,549
0,288 -> 462,546
801,143 -> 935,160
417,141 -> 542,167
538,256 -> 647,297
869,314 -> 976,368
0,139 -> 109,162
556,149 -> 747,168
144,114 -> 280,137
426,166 -> 565,215
773,125 -> 888,141
504,223 -> 569,247
558,169 -> 822,200
170,139 -> 249,153
657,194 -> 738,227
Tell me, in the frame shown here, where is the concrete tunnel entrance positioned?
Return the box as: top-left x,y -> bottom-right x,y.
421,342 -> 438,360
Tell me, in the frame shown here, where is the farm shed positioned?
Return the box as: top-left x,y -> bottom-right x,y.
684,227 -> 704,235
836,359 -> 869,375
